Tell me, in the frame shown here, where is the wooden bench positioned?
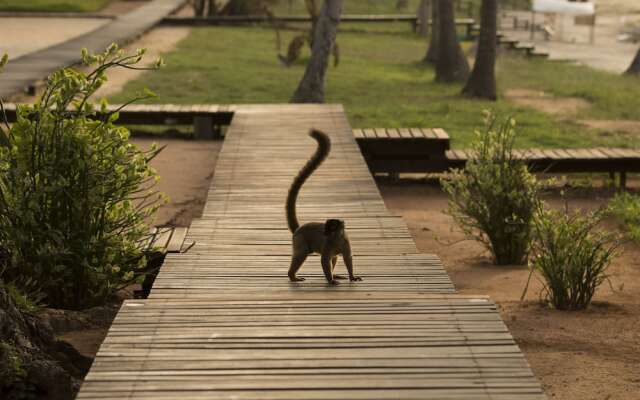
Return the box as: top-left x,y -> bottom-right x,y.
353,127 -> 451,174
2,103 -> 234,139
447,148 -> 640,187
354,129 -> 638,188
162,15 -> 476,37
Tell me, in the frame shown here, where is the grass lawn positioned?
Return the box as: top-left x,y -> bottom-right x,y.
0,0 -> 111,12
109,24 -> 640,148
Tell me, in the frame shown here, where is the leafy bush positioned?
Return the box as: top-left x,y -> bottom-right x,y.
0,46 -> 164,310
609,192 -> 640,242
528,207 -> 620,310
442,113 -> 540,265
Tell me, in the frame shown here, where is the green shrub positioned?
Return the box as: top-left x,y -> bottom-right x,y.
528,207 -> 620,310
0,340 -> 35,400
442,113 -> 540,265
609,192 -> 640,242
0,46 -> 164,310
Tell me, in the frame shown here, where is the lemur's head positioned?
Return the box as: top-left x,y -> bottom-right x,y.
324,219 -> 345,236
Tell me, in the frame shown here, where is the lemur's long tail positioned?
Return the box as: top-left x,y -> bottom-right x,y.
286,129 -> 331,233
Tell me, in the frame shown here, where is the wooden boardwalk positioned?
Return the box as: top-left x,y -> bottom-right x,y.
0,0 -> 185,99
77,104 -> 545,399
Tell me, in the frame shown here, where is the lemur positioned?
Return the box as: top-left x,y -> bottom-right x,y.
286,129 -> 362,285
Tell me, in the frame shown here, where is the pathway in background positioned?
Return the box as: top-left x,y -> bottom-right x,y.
0,0 -> 186,99
0,18 -> 110,60
502,4 -> 640,73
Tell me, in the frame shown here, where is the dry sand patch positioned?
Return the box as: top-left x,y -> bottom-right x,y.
131,137 -> 222,227
581,118 -> 640,136
504,88 -> 591,116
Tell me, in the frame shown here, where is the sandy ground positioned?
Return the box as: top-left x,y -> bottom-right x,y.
5,23 -> 191,103
0,17 -> 110,60
597,0 -> 640,15
503,88 -> 640,136
379,180 -> 640,400
98,0 -> 149,15
502,8 -> 640,73
0,1 -> 152,61
504,88 -> 591,116
131,137 -> 222,227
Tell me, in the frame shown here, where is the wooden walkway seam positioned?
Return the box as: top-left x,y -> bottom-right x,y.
77,104 -> 546,399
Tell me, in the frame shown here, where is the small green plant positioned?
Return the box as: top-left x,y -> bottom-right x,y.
0,341 -> 38,400
442,113 -> 540,265
609,192 -> 640,242
0,281 -> 43,314
527,206 -> 621,310
0,45 -> 165,310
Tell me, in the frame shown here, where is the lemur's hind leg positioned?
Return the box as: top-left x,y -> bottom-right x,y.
288,253 -> 308,281
288,237 -> 309,282
331,256 -> 347,279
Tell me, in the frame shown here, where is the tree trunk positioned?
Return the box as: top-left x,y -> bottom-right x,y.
435,0 -> 470,82
424,0 -> 439,63
291,0 -> 344,103
417,0 -> 430,38
462,0 -> 497,99
625,47 -> 640,75
220,0 -> 265,15
396,0 -> 409,11
193,0 -> 206,16
207,0 -> 218,16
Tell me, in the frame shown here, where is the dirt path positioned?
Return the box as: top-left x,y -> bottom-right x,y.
503,0 -> 640,73
0,17 -> 110,60
131,137 -> 222,227
98,0 -> 149,15
0,1 -> 154,61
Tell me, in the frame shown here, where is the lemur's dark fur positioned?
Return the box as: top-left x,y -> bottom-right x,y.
286,129 -> 361,285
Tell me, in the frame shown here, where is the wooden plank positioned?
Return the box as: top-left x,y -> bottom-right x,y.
167,227 -> 188,253
374,128 -> 388,139
386,128 -> 401,138
363,128 -> 377,139
409,127 -> 425,138
397,128 -> 413,139
150,227 -> 174,252
420,128 -> 436,139
432,128 -> 449,139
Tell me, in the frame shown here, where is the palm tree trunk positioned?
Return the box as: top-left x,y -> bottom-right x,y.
424,0 -> 439,63
462,0 -> 497,99
207,0 -> 218,16
291,0 -> 343,103
417,0 -> 430,38
435,0 -> 469,82
193,0 -> 205,16
625,47 -> 640,75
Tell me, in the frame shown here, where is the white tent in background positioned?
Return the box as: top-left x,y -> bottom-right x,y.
533,0 -> 595,15
530,0 -> 597,43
